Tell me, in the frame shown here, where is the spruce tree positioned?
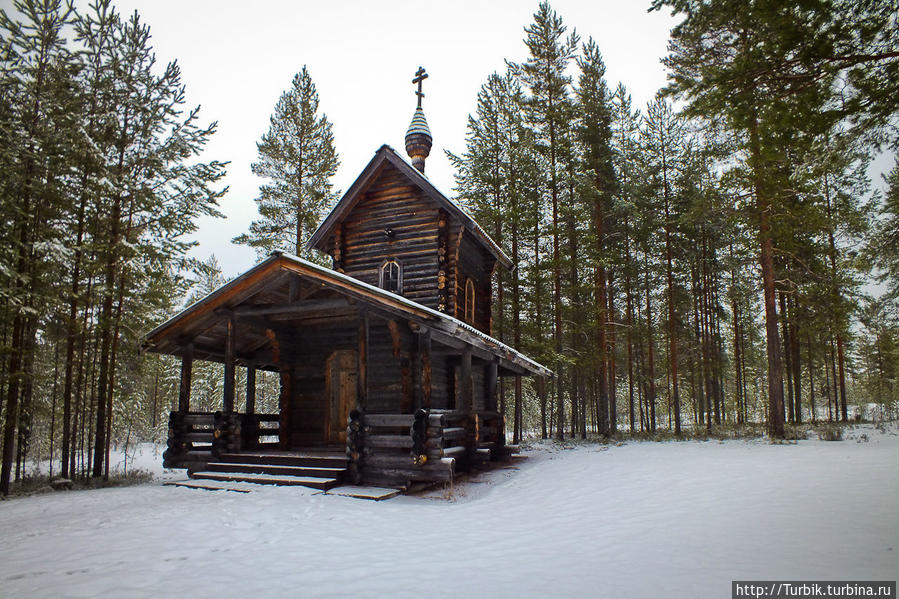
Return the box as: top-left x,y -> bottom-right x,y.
234,67 -> 339,260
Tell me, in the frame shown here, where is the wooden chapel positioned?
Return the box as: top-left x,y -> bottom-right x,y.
143,68 -> 551,490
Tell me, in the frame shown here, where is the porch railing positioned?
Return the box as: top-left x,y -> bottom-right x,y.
163,410 -> 281,470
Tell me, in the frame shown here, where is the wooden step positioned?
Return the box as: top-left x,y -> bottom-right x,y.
206,462 -> 346,479
218,452 -> 347,469
164,480 -> 254,493
190,471 -> 339,491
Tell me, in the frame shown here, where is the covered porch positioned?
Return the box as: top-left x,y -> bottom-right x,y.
144,253 -> 550,488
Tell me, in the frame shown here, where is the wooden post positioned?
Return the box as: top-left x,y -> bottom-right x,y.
487,360 -> 499,412
412,328 -> 423,412
422,329 -> 431,409
223,316 -> 235,413
461,347 -> 472,412
246,365 -> 256,415
178,343 -> 193,413
279,367 -> 291,450
357,311 -> 369,411
410,325 -> 432,412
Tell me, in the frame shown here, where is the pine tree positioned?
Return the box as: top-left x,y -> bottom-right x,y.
520,1 -> 578,440
575,38 -> 616,436
875,158 -> 899,304
641,95 -> 690,434
234,67 -> 339,261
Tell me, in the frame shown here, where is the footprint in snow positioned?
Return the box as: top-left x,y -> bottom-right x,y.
6,570 -> 46,581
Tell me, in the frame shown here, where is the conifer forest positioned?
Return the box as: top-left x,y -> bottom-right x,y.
1,0 -> 898,496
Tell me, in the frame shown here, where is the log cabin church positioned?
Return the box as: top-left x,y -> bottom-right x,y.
144,68 -> 551,490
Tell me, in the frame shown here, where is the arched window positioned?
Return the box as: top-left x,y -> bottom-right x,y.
379,259 -> 402,294
464,278 -> 476,324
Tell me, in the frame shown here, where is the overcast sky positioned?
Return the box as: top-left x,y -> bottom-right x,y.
56,0 -> 675,278
21,0 -> 885,281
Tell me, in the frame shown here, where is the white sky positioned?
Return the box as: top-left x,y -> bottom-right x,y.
69,0 -> 680,278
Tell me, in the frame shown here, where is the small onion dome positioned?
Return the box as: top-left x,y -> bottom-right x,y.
405,107 -> 432,173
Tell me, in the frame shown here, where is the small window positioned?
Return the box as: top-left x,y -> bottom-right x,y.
464,278 -> 476,324
379,259 -> 402,294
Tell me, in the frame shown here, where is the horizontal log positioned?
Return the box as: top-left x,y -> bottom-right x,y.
427,445 -> 466,459
429,426 -> 466,440
366,434 -> 413,448
363,454 -> 416,468
181,432 -> 215,443
362,464 -> 453,482
362,413 -> 446,428
180,414 -> 216,426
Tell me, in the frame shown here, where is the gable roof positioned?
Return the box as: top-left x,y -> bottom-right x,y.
143,252 -> 551,378
307,145 -> 513,269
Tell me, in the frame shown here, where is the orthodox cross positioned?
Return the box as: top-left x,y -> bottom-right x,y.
412,66 -> 428,109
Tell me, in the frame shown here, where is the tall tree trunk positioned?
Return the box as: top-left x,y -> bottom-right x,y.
61,190 -> 88,478
836,337 -> 848,422
548,115 -> 564,441
92,195 -> 121,477
625,218 -> 636,433
788,295 -> 802,423
730,247 -> 744,425
643,256 -> 657,432
806,332 -> 816,423
608,269 -> 618,435
662,165 -> 680,435
823,172 -> 848,423
748,110 -> 786,439
780,292 -> 794,423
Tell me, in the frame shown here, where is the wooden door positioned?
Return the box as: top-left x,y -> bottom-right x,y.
326,350 -> 357,443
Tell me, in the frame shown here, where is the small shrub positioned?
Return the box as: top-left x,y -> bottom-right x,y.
816,424 -> 843,441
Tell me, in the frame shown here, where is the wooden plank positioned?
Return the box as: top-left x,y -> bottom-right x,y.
233,298 -> 350,317
178,343 -> 194,412
326,486 -> 400,501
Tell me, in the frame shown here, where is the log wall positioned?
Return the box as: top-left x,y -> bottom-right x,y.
331,164 -> 441,310
455,230 -> 496,335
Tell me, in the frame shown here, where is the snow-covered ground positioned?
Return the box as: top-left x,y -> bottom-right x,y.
1,424 -> 896,598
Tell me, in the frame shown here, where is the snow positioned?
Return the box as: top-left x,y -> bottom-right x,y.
1,424 -> 897,598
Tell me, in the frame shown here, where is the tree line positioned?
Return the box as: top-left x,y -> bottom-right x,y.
1,0 -> 897,496
449,1 -> 899,442
0,0 -> 226,494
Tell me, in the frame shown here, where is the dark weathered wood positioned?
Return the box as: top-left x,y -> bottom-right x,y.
362,463 -> 453,482
180,413 -> 214,426
414,328 -> 432,410
358,311 -> 369,410
365,434 -> 414,448
178,343 -> 194,412
427,445 -> 466,459
246,365 -> 256,415
223,317 -> 235,412
233,298 -> 350,318
487,360 -> 498,412
429,426 -> 466,440
460,347 -> 472,412
362,413 -> 445,427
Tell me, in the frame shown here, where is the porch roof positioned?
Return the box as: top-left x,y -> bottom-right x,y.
143,252 -> 551,378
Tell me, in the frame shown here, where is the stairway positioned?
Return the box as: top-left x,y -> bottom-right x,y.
187,451 -> 348,491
